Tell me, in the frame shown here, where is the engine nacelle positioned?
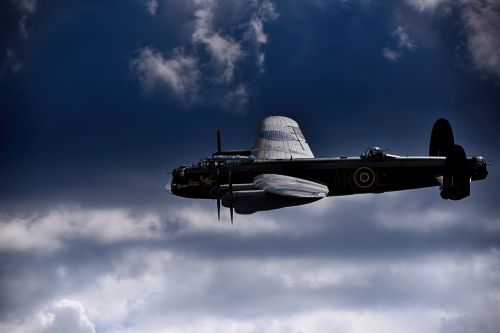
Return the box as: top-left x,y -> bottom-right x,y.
440,144 -> 470,200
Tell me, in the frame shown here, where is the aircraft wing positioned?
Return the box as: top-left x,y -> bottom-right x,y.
251,116 -> 315,160
254,174 -> 328,198
222,174 -> 328,214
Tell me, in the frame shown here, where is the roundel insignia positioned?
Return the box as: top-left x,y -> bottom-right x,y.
354,167 -> 376,188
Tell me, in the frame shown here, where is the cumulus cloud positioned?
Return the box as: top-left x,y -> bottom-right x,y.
38,300 -> 96,333
131,0 -> 279,111
405,0 -> 500,80
130,47 -> 200,100
394,26 -> 417,50
247,0 -> 279,71
190,0 -> 254,83
383,26 -> 416,62
2,244 -> 499,333
406,0 -> 450,12
461,0 -> 500,79
383,47 -> 402,61
144,0 -> 159,16
1,189 -> 500,332
0,207 -> 162,253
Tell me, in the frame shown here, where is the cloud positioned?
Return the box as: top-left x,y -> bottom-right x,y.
247,0 -> 279,71
2,244 -> 499,332
131,0 -> 279,111
383,27 -> 416,62
37,300 -> 96,333
130,47 -> 200,100
404,0 -> 500,80
0,207 -> 162,253
406,0 -> 450,12
460,0 -> 500,79
222,84 -> 249,111
1,189 -> 500,332
383,47 -> 402,61
253,0 -> 279,22
1,49 -> 22,76
144,0 -> 159,16
191,1 -> 245,83
14,0 -> 37,14
394,26 -> 417,50
13,0 -> 37,39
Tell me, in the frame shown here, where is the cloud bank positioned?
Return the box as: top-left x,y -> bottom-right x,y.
1,189 -> 499,332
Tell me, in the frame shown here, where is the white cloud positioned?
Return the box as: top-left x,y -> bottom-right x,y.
131,0 -> 279,110
173,203 -> 281,236
383,47 -> 402,61
145,0 -> 159,16
131,47 -> 200,99
0,207 -> 162,253
192,1 -> 245,82
383,26 -> 416,62
4,249 -> 500,333
253,0 -> 279,22
250,17 -> 268,45
394,26 -> 417,50
1,198 -> 500,333
405,0 -> 500,80
406,0 -> 450,12
461,0 -> 500,79
247,1 -> 279,71
37,300 -> 96,333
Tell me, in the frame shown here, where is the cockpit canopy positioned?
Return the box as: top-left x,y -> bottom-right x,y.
362,147 -> 386,160
199,155 -> 256,169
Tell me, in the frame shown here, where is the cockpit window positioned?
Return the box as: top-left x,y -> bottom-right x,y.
199,155 -> 255,169
362,147 -> 386,160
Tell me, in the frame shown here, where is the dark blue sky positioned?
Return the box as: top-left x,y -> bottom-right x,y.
1,1 -> 499,332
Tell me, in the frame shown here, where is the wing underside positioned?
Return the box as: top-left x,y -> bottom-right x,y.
222,174 -> 328,214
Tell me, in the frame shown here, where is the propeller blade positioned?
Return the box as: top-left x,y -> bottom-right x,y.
217,199 -> 221,221
216,167 -> 220,186
217,130 -> 221,154
229,170 -> 234,224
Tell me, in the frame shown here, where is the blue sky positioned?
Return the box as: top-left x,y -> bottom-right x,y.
1,1 -> 500,332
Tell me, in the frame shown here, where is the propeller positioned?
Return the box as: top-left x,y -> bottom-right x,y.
216,129 -> 221,155
211,130 -> 222,220
216,168 -> 220,221
229,170 -> 233,224
212,129 -> 234,223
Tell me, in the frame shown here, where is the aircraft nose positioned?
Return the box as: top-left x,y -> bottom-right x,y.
166,173 -> 175,194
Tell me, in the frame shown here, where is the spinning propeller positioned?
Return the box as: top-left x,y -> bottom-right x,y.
212,130 -> 234,223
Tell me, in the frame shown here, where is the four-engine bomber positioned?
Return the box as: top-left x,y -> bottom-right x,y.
169,116 -> 488,222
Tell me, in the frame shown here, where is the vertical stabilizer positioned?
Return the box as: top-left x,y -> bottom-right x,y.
430,118 -> 454,156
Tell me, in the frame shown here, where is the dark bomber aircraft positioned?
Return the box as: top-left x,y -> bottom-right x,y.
169,116 -> 488,222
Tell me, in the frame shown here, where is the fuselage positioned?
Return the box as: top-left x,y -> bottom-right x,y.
169,154 -> 487,200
